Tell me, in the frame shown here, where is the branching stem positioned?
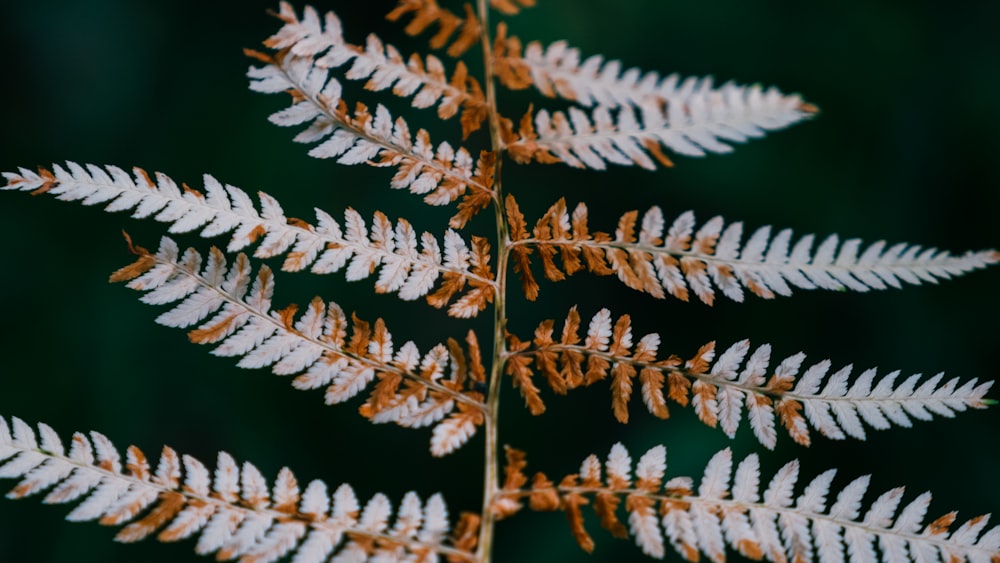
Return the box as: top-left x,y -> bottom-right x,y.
477,0 -> 508,559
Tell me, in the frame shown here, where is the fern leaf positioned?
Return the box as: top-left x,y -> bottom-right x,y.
501,91 -> 814,169
248,34 -> 495,227
512,200 -> 999,303
109,237 -> 485,455
1,163 -> 497,317
512,307 -> 994,447
265,3 -> 488,138
386,0 -> 481,57
506,443 -> 1000,562
492,32 -> 816,167
489,0 -> 535,16
497,35 -> 818,115
0,417 -> 476,561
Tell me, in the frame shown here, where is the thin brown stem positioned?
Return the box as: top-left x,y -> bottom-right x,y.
476,0 -> 509,560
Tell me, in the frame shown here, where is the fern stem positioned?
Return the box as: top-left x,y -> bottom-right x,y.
477,0 -> 507,559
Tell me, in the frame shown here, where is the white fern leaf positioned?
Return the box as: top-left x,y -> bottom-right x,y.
265,3 -> 486,130
506,92 -> 813,169
0,417 -> 472,562
605,443 -> 633,489
546,443 -> 1000,562
635,445 -> 666,488
1,164 -> 497,317
520,308 -> 994,447
247,13 -> 495,221
524,203 -> 999,304
501,36 -> 816,116
430,411 -> 479,458
630,504 -> 666,559
109,237 -> 486,454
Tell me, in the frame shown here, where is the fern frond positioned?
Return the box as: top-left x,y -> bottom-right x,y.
496,35 -> 818,114
0,416 -> 477,561
499,443 -> 1000,562
501,92 -> 814,169
265,2 -> 488,138
386,0 -> 481,57
507,198 -> 1000,303
248,45 -> 494,228
508,307 -> 994,448
1,163 -> 497,316
110,237 -> 485,455
493,33 -> 815,168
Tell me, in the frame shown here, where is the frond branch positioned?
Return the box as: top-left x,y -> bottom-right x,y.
2,163 -> 498,316
136,237 -> 482,408
266,2 -> 489,138
0,417 -> 479,562
495,444 -> 1000,563
500,93 -> 814,170
506,199 -> 999,304
506,307 -> 993,448
493,34 -> 815,169
248,7 -> 496,225
495,34 -> 817,112
110,237 -> 487,455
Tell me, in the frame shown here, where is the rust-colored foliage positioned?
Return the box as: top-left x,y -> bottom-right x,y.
387,0 -> 481,57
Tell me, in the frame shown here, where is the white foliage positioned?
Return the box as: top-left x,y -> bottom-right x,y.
605,443 -> 633,487
635,445 -> 666,486
580,454 -> 602,484
584,308 -> 613,351
118,238 -> 477,453
582,443 -> 1000,563
0,417 -> 463,561
0,163 -> 493,313
512,38 -> 804,112
430,413 -> 478,458
566,309 -> 994,448
724,343 -> 992,447
540,205 -> 999,304
630,506 -> 666,558
510,82 -> 812,169
246,15 -> 491,208
698,449 -> 732,500
264,2 -> 479,122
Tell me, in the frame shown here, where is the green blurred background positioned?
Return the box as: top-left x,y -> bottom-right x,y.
1,1 -> 997,561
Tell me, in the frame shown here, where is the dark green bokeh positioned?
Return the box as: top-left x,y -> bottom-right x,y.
1,1 -> 997,562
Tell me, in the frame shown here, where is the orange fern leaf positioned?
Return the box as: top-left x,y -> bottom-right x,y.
386,0 -> 481,57
489,0 -> 535,15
